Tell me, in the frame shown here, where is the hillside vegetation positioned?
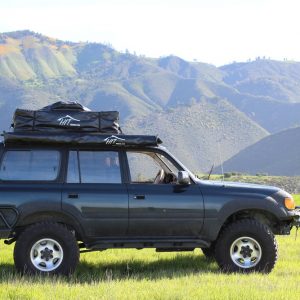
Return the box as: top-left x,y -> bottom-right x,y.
125,100 -> 267,171
1,30 -> 300,172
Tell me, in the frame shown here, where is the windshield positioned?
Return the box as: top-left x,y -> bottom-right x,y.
156,153 -> 179,174
157,147 -> 197,182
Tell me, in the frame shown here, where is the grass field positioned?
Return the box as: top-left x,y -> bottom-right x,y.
0,196 -> 299,299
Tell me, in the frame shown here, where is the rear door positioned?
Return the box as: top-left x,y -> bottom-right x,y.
62,149 -> 129,237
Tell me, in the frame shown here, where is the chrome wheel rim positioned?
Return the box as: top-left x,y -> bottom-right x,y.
30,238 -> 64,272
230,236 -> 262,269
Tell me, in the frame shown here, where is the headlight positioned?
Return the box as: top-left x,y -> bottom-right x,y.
284,197 -> 295,210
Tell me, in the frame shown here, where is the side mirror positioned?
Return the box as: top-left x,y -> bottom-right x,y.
177,171 -> 190,185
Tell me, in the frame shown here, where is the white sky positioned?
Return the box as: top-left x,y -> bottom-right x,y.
1,0 -> 300,66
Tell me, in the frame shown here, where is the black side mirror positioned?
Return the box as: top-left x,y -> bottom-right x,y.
177,171 -> 190,185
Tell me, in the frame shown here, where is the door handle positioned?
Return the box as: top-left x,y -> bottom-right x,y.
68,193 -> 79,199
134,195 -> 145,200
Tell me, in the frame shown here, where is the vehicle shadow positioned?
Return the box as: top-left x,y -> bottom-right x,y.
0,254 -> 220,283
74,254 -> 219,282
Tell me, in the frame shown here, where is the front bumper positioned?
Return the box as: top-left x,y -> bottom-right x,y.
291,209 -> 300,227
0,229 -> 12,239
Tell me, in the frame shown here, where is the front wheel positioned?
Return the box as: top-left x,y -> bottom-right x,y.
14,222 -> 79,275
215,219 -> 278,273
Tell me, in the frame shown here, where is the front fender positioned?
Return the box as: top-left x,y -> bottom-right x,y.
201,191 -> 289,241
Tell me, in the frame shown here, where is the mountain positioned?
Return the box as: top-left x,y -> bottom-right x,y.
125,99 -> 267,172
218,126 -> 300,176
221,59 -> 300,103
0,30 -> 300,173
218,60 -> 300,132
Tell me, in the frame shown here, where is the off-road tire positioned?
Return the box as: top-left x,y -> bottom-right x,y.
215,219 -> 278,273
201,243 -> 215,260
14,222 -> 79,275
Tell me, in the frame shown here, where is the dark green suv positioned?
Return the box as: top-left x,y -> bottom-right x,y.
0,133 -> 299,275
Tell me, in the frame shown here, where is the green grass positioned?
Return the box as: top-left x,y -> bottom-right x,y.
0,196 -> 299,299
294,194 -> 300,205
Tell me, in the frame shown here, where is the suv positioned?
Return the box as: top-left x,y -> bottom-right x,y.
0,133 -> 299,275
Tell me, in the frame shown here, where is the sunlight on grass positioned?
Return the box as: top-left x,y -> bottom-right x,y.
294,194 -> 300,205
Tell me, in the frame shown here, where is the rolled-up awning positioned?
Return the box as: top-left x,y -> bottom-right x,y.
3,132 -> 162,147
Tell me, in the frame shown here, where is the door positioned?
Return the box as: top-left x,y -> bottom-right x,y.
62,150 -> 128,238
126,150 -> 204,238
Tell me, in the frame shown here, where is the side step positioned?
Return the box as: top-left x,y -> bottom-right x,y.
84,239 -> 210,251
156,248 -> 195,252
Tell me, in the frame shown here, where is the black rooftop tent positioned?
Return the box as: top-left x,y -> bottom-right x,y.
12,101 -> 122,134
4,101 -> 162,147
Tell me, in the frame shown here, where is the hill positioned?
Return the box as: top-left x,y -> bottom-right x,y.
1,30 -> 300,173
221,59 -> 300,103
218,126 -> 300,176
125,99 -> 267,172
219,60 -> 300,132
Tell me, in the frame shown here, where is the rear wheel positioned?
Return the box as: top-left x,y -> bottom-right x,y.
215,219 -> 278,273
14,222 -> 79,275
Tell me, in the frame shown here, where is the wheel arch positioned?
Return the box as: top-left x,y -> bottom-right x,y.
219,208 -> 280,236
203,207 -> 283,242
15,211 -> 85,241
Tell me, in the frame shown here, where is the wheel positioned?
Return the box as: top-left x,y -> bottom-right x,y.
215,219 -> 278,273
14,222 -> 79,275
201,243 -> 215,260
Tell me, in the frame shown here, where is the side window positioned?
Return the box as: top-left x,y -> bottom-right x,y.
67,151 -> 121,184
0,150 -> 60,181
127,152 -> 161,183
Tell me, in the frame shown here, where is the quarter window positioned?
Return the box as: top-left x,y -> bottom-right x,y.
0,150 -> 60,181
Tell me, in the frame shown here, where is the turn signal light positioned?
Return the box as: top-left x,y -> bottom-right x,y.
284,197 -> 295,210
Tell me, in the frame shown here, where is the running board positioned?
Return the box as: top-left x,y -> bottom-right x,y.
85,239 -> 210,250
156,248 -> 195,252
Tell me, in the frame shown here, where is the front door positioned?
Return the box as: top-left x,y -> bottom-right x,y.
126,150 -> 204,238
62,150 -> 128,238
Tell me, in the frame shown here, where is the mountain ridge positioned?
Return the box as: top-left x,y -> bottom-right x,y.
0,30 -> 299,173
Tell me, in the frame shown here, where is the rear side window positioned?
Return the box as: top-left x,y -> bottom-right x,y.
67,151 -> 121,184
0,150 -> 60,181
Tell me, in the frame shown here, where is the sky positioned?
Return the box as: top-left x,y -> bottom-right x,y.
1,0 -> 300,66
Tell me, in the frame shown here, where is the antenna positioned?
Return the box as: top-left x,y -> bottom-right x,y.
217,140 -> 224,182
208,164 -> 214,180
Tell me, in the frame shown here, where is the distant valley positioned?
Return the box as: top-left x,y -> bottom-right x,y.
0,30 -> 300,173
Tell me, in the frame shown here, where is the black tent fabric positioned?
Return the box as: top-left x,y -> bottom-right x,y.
7,102 -> 162,147
41,101 -> 91,111
12,102 -> 122,134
